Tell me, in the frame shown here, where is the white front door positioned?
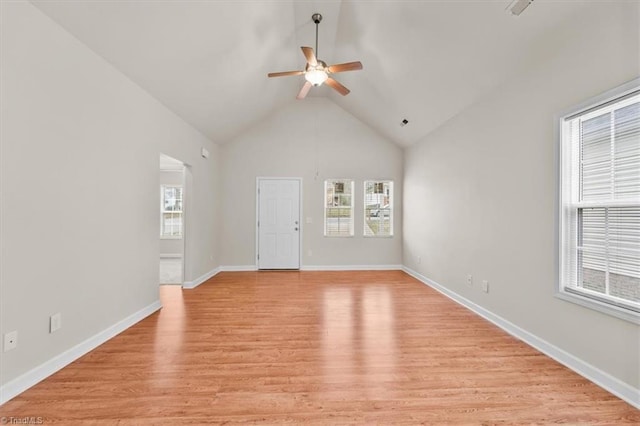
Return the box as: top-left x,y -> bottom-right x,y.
257,179 -> 301,269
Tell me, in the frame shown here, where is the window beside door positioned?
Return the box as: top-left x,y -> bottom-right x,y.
324,179 -> 354,237
364,181 -> 393,237
161,185 -> 183,238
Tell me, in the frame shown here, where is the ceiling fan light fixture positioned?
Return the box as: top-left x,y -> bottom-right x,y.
305,68 -> 328,86
506,0 -> 534,16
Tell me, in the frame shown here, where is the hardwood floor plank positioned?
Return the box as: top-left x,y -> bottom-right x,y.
1,271 -> 637,424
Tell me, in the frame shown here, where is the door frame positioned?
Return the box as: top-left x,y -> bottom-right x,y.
159,153 -> 189,286
255,177 -> 303,269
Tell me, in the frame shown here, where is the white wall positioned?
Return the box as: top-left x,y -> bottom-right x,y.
403,2 -> 639,390
221,98 -> 403,268
0,0 -> 221,390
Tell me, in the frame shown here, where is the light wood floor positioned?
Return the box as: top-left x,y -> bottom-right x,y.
1,271 -> 638,424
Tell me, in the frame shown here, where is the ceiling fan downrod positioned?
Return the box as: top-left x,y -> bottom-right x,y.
312,13 -> 322,59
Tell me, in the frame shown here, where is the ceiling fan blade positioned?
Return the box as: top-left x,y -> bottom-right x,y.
296,81 -> 313,100
327,61 -> 363,73
301,46 -> 317,66
267,70 -> 304,78
325,78 -> 350,96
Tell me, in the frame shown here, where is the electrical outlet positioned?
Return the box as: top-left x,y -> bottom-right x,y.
50,313 -> 62,333
466,274 -> 473,287
417,256 -> 421,264
482,280 -> 489,293
4,331 -> 17,352
307,249 -> 313,257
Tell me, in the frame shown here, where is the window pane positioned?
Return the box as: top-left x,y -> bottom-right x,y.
162,212 -> 179,237
325,180 -> 353,237
578,206 -> 640,304
610,272 -> 640,303
364,181 -> 393,236
613,101 -> 640,199
579,259 -> 607,296
580,207 -> 606,270
163,188 -> 174,211
608,207 -> 640,303
161,185 -> 183,237
163,187 -> 183,212
579,207 -> 607,295
581,113 -> 611,202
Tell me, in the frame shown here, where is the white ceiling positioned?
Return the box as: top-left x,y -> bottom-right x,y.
31,0 -> 587,147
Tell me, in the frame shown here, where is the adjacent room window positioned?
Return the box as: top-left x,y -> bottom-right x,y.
161,185 -> 183,238
559,82 -> 639,322
364,181 -> 393,237
324,179 -> 354,237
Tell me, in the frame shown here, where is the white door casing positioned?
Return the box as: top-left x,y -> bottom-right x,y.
257,178 -> 301,269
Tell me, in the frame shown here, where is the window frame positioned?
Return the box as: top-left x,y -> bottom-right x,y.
324,179 -> 355,237
556,78 -> 640,324
363,180 -> 394,238
160,185 -> 184,239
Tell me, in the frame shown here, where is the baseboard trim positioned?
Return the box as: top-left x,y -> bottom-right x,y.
216,264 -> 403,272
0,300 -> 162,406
402,266 -> 640,409
301,264 -> 403,271
159,253 -> 182,259
182,266 -> 221,289
220,265 -> 258,272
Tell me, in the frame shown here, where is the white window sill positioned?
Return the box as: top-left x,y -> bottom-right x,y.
555,289 -> 640,324
160,236 -> 183,240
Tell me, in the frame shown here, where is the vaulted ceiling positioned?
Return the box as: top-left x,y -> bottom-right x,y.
31,0 -> 586,147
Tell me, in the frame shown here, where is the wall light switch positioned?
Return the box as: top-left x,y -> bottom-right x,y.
50,313 -> 62,333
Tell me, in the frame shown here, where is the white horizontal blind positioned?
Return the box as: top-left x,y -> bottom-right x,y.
566,93 -> 640,309
364,181 -> 393,237
324,179 -> 354,237
614,102 -> 640,199
161,185 -> 183,238
581,112 -> 611,201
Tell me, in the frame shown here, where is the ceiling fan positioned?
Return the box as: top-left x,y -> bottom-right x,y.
268,13 -> 363,100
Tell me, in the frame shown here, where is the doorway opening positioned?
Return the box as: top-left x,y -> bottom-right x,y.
160,154 -> 186,285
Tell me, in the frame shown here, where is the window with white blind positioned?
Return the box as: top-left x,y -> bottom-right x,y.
364,181 -> 393,237
161,185 -> 183,238
324,179 -> 354,237
559,81 -> 639,323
